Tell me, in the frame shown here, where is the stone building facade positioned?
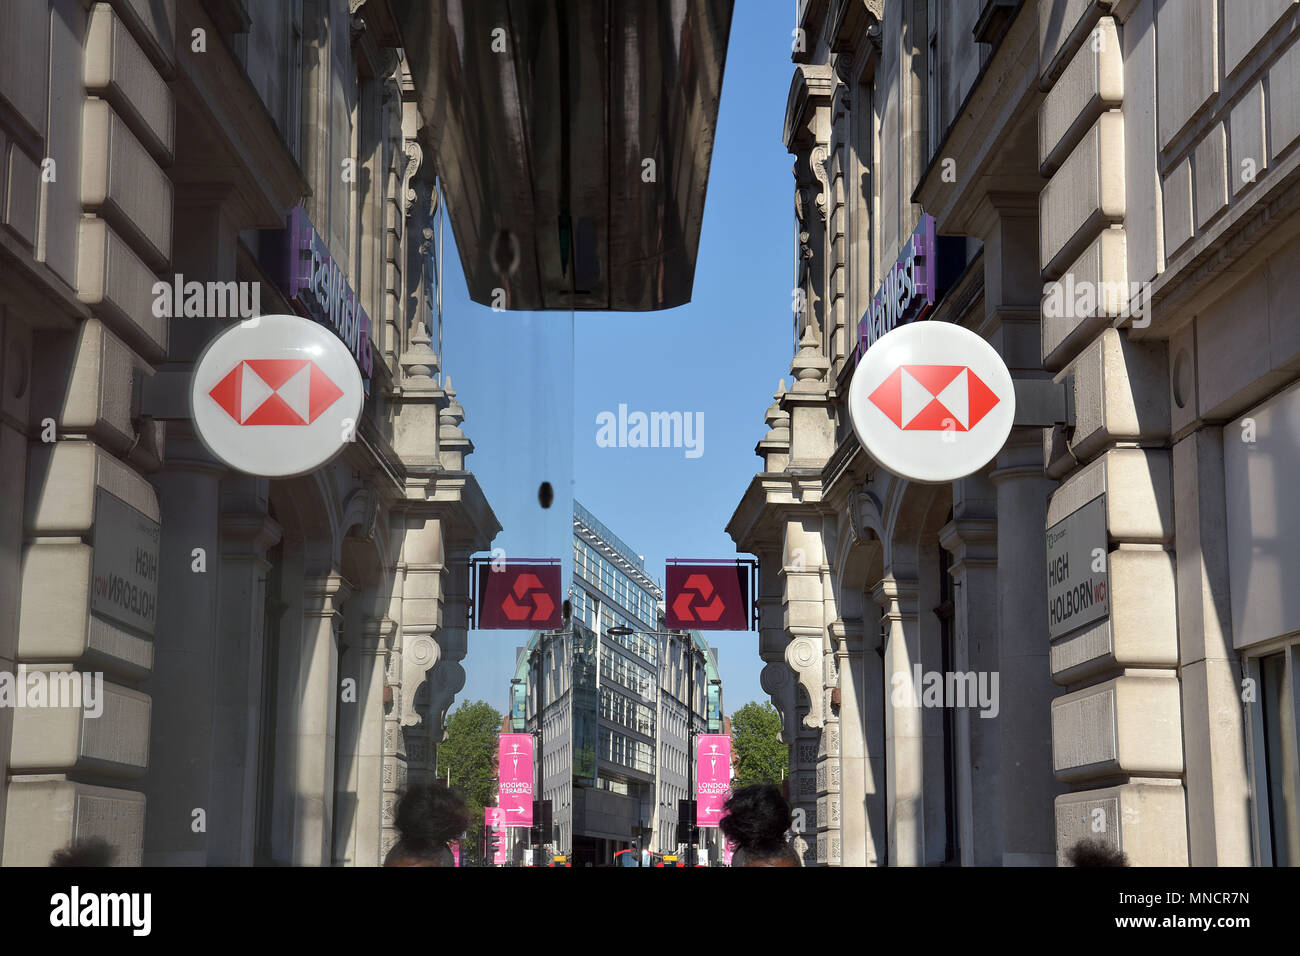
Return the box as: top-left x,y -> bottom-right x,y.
0,0 -> 497,866
732,0 -> 1300,866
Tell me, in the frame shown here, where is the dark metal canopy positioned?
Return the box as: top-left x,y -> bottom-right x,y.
395,0 -> 735,311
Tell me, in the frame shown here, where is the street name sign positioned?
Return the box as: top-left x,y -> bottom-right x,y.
1046,494 -> 1110,640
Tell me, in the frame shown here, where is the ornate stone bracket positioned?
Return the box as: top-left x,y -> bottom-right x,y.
423,659 -> 466,744
399,628 -> 440,728
810,145 -> 831,221
342,484 -> 380,542
401,140 -> 423,216
785,633 -> 825,729
760,661 -> 795,744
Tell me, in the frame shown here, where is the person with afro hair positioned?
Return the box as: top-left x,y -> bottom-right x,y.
719,784 -> 802,867
1065,838 -> 1129,867
383,782 -> 469,867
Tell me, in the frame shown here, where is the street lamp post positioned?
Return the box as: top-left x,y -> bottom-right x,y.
530,634 -> 547,867
685,633 -> 696,866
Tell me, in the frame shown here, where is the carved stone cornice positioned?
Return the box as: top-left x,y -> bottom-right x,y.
872,575 -> 919,618
794,0 -> 832,63
304,572 -> 353,619
831,0 -> 878,53
784,64 -> 835,152
219,512 -> 283,566
938,517 -> 999,574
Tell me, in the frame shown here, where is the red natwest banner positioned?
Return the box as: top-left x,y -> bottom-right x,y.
477,562 -> 562,630
664,563 -> 750,630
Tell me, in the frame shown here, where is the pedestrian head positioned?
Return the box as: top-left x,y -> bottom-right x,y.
719,784 -> 801,867
383,782 -> 468,867
50,837 -> 117,867
1065,838 -> 1128,867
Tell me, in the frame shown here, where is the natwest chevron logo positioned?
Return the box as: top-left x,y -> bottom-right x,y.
478,562 -> 562,630
501,573 -> 555,623
671,573 -> 726,623
665,563 -> 749,630
208,358 -> 344,425
867,364 -> 1000,431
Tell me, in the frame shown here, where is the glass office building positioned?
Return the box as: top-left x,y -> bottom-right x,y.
510,501 -> 722,865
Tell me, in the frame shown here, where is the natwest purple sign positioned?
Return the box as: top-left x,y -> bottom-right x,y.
261,207 -> 374,386
860,214 -> 961,351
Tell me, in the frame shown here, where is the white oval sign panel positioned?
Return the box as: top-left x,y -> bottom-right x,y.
847,321 -> 1015,483
191,314 -> 363,478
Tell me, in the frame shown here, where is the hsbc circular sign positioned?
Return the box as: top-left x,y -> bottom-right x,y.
191,314 -> 364,477
847,321 -> 1015,483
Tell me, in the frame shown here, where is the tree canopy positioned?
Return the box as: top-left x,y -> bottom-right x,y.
435,699 -> 503,864
730,700 -> 788,787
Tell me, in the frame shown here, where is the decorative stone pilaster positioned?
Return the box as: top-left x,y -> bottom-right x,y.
291,571 -> 352,865
831,615 -> 870,864
209,510 -> 282,866
990,430 -> 1062,864
939,513 -> 999,866
874,574 -> 923,866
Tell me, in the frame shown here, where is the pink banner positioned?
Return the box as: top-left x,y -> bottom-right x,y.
450,840 -> 460,867
485,807 -> 508,865
695,733 -> 731,828
497,733 -> 534,827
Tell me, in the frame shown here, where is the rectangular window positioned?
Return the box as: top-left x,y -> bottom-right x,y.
927,0 -> 942,158
1259,651 -> 1299,865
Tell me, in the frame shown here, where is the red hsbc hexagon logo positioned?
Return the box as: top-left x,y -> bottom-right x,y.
208,359 -> 345,425
190,314 -> 364,479
866,364 -> 1001,431
665,564 -> 749,630
846,321 -> 1016,484
478,563 -> 562,630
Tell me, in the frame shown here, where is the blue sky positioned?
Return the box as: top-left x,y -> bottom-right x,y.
441,0 -> 794,720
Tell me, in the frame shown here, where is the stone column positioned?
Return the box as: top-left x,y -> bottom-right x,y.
783,519 -> 825,864
333,605 -> 392,867
208,507 -> 281,866
1173,428 -> 1251,865
862,605 -> 887,866
974,190 -> 1061,866
875,575 -> 922,866
288,571 -> 350,865
990,430 -> 1060,865
831,618 -> 867,864
355,617 -> 395,867
0,309 -> 32,859
939,510 -> 999,866
141,427 -> 225,866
